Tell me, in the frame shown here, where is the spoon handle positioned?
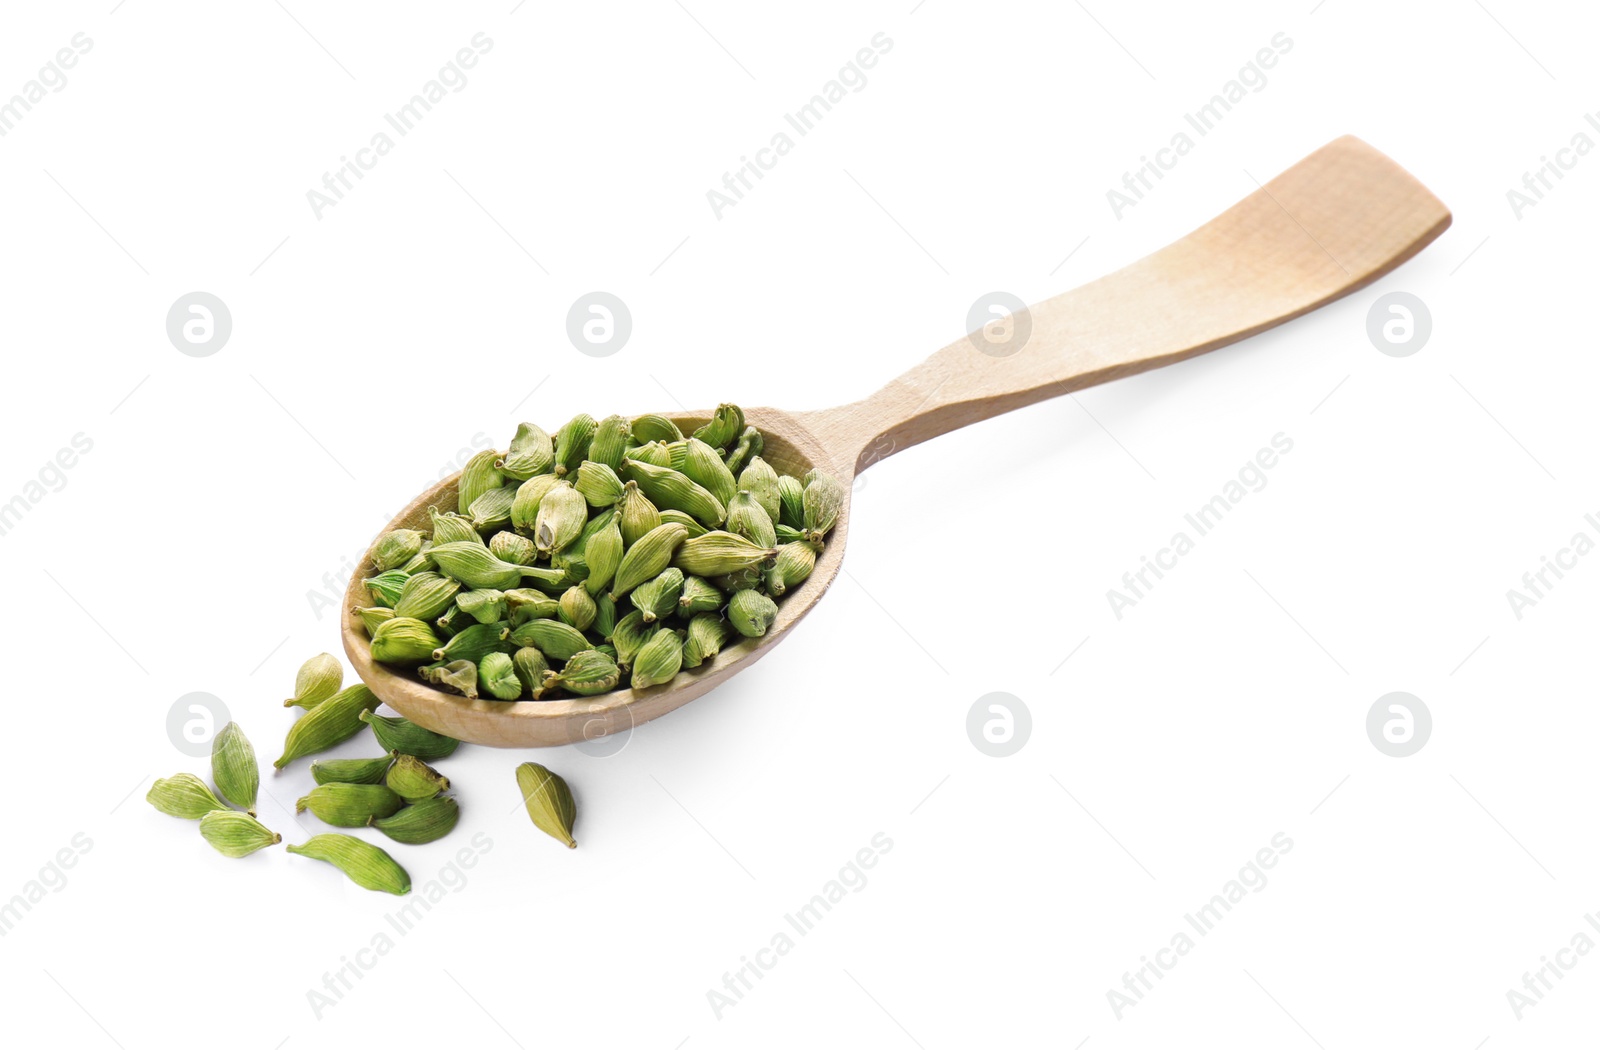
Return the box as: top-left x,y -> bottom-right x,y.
800,136 -> 1450,473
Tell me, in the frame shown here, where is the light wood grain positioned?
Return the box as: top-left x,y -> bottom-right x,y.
341,136 -> 1450,747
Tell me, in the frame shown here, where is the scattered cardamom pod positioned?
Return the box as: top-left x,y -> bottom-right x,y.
285,653 -> 344,710
275,684 -> 381,770
372,796 -> 460,845
515,762 -> 577,848
147,773 -> 227,820
298,782 -> 404,827
211,721 -> 259,815
385,754 -> 450,801
358,710 -> 460,761
199,811 -> 281,858
287,833 -> 411,895
312,754 -> 394,786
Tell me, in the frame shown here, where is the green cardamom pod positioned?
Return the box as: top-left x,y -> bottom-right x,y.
489,530 -> 537,566
723,425 -> 764,476
621,458 -> 726,527
512,647 -> 550,695
393,571 -> 462,621
419,658 -> 480,698
506,589 -> 559,624
496,422 -> 554,480
673,531 -> 775,577
358,710 -> 460,761
610,521 -> 690,599
712,565 -> 765,593
631,628 -> 684,689
506,617 -> 592,661
593,592 -> 618,638
537,649 -> 621,698
285,652 -> 343,709
628,440 -> 674,468
728,588 -> 779,638
147,772 -> 227,819
468,483 -> 518,533
198,811 -> 280,858
765,540 -> 819,596
434,605 -> 471,638
557,585 -> 597,632
515,762 -> 577,849
774,524 -> 808,545
429,541 -> 534,590
510,473 -> 562,534
724,492 -> 777,549
658,508 -> 709,538
552,413 -> 598,476
802,469 -> 846,545
456,589 -> 509,625
678,576 -> 724,617
287,833 -> 411,895
574,460 -> 625,507
370,616 -> 443,666
297,782 -> 404,827
618,480 -> 663,547
432,621 -> 511,668
385,754 -> 450,800
211,721 -> 259,815
371,796 -> 460,845
583,518 -> 624,598
364,570 -> 410,608
630,567 -> 685,623
692,403 -> 744,450
312,753 -> 394,786
372,529 -> 425,572
401,542 -> 435,576
429,506 -> 483,546
677,437 -> 739,506
631,414 -> 683,443
355,606 -> 394,637
738,456 -> 782,523
589,414 -> 632,470
275,684 -> 380,769
457,448 -> 504,515
683,612 -> 732,669
478,651 -> 524,700
611,610 -> 651,669
534,480 -> 588,556
777,475 -> 805,529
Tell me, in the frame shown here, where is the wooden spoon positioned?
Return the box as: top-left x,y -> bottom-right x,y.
342,135 -> 1450,748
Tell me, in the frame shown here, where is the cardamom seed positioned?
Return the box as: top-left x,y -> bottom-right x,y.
211,721 -> 259,816
311,754 -> 394,786
284,652 -> 343,710
610,521 -> 690,599
371,796 -> 460,845
478,651 -> 523,700
728,588 -> 779,638
385,754 -> 450,800
358,710 -> 460,761
630,627 -> 684,689
297,782 -> 404,827
198,811 -> 281,858
515,762 -> 577,848
496,422 -> 554,480
146,772 -> 227,820
286,833 -> 411,895
370,616 -> 443,666
275,684 -> 381,769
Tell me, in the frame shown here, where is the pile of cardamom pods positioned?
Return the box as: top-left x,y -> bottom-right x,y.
354,404 -> 842,700
149,653 -> 581,895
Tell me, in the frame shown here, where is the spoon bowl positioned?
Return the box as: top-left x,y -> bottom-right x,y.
342,135 -> 1452,747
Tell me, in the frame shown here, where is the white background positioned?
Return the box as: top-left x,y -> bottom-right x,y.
1,0 -> 1595,1046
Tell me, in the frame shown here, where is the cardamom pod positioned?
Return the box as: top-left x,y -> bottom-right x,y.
628,439 -> 674,468
774,524 -> 808,545
419,658 -> 480,698
285,652 -> 343,710
506,588 -> 560,624
673,531 -> 775,577
393,571 -> 462,621
593,592 -> 618,638
678,575 -> 724,616
364,569 -> 410,608
611,610 -> 651,669
610,521 -> 690,599
358,710 -> 460,761
583,517 -> 623,598
728,588 -> 779,638
574,460 -> 625,507
712,565 -> 765,593
372,529 -> 425,572
198,811 -> 281,858
537,649 -> 621,698
478,651 -> 523,700
512,647 -> 550,695
632,414 -> 683,443
311,754 -> 394,786
287,833 -> 411,895
618,480 -> 662,547
371,796 -> 460,845
509,473 -> 562,534
765,540 -> 818,596
683,612 -> 732,669
631,628 -> 684,689
402,542 -> 436,577
552,413 -> 598,476
211,721 -> 259,816
658,508 -> 709,538
429,506 -> 483,546
530,481 -> 584,556
297,782 -> 404,827
630,567 -> 685,623
455,588 -> 509,624
621,458 -> 726,527
724,425 -> 764,476
777,475 -> 805,529
489,530 -> 537,566
692,403 -> 744,450
370,616 -> 443,666
515,762 -> 577,848
738,456 -> 782,523
429,541 -> 535,590
724,492 -> 777,549
678,437 -> 739,506
802,469 -> 846,545
147,772 -> 227,819
496,422 -> 554,480
506,617 -> 592,661
275,684 -> 380,769
355,606 -> 394,636
558,585 -> 597,632
457,448 -> 504,515
433,619 -> 511,665
386,754 -> 450,800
